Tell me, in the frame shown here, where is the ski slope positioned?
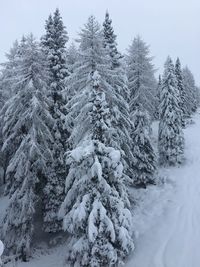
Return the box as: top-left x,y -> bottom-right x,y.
127,111 -> 200,267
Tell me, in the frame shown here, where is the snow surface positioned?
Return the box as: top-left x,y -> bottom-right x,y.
2,111 -> 200,266
5,245 -> 66,267
127,111 -> 200,267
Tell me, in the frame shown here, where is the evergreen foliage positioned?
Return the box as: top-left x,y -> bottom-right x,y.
182,66 -> 199,117
175,58 -> 186,127
66,43 -> 79,75
158,57 -> 184,166
127,36 -> 157,118
131,104 -> 157,187
66,16 -> 133,171
59,71 -> 134,266
103,11 -> 121,69
0,35 -> 53,260
41,8 -> 69,233
1,9 -> 199,266
154,75 -> 162,119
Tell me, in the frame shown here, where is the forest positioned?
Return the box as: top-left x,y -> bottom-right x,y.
0,8 -> 199,267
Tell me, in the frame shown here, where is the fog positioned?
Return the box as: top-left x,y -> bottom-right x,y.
0,0 -> 199,84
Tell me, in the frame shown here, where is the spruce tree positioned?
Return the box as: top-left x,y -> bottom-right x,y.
182,66 -> 198,117
195,86 -> 200,108
0,38 -> 29,186
103,11 -> 121,69
126,36 -> 157,183
0,37 -> 29,109
103,11 -> 129,101
158,57 -> 184,166
0,80 -> 5,114
127,36 -> 157,118
175,58 -> 186,127
0,35 -> 53,260
66,16 -> 133,171
154,75 -> 162,119
41,8 -> 69,233
131,104 -> 157,187
66,43 -> 78,75
59,71 -> 134,266
0,41 -> 19,183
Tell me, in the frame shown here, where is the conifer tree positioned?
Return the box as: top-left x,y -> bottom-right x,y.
0,38 -> 29,186
127,36 -> 157,118
158,57 -> 184,166
0,82 -> 5,115
102,11 -> 129,102
41,9 -> 69,94
0,35 -> 53,260
59,71 -> 134,267
154,75 -> 162,119
41,9 -> 69,233
0,37 -> 29,102
131,104 -> 157,187
103,11 -> 121,69
66,16 -> 133,171
126,37 -> 157,183
195,86 -> 200,108
182,66 -> 198,117
66,43 -> 78,75
175,58 -> 186,127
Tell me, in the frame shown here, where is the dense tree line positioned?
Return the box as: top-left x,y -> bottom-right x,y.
0,9 -> 199,266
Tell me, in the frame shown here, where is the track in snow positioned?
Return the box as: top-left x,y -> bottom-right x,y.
127,112 -> 200,267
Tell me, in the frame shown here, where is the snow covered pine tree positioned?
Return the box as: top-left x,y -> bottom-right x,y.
182,66 -> 199,117
103,11 -> 122,69
102,11 -> 133,171
0,35 -> 54,260
126,36 -> 157,118
66,43 -> 79,76
41,8 -> 69,233
66,14 -> 133,173
131,104 -> 157,188
126,36 -> 157,185
0,40 -> 21,100
154,75 -> 162,119
158,56 -> 184,166
59,71 -> 134,267
59,16 -> 134,266
175,58 -> 186,127
0,39 -> 26,185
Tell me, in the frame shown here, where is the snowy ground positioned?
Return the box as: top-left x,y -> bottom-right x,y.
127,111 -> 200,267
4,245 -> 66,267
2,111 -> 200,266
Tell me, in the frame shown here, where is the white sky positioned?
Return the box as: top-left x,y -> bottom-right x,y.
1,0 -> 200,84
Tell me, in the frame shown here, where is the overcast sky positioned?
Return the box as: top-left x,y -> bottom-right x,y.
1,0 -> 199,84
